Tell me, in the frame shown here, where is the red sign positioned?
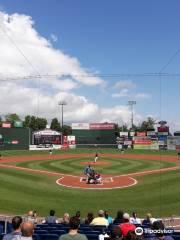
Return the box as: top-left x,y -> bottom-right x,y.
134,139 -> 152,145
158,126 -> 169,132
62,144 -> 69,149
89,123 -> 115,130
2,123 -> 11,128
63,136 -> 68,144
137,132 -> 146,137
11,140 -> 19,144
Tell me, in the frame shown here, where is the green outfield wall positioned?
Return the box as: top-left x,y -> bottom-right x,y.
0,128 -> 30,150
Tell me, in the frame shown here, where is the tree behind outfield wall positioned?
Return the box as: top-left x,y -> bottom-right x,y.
62,125 -> 72,135
139,117 -> 156,131
50,118 -> 61,132
5,113 -> 21,123
23,115 -> 47,131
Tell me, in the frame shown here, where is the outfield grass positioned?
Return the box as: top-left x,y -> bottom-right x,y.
12,157 -> 178,175
0,149 -> 179,218
0,148 -> 179,156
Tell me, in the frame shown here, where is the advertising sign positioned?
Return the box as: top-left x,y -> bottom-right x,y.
120,132 -> 128,136
89,123 -> 115,130
158,126 -> 169,132
137,132 -> 146,137
72,123 -> 90,130
2,122 -> 11,128
14,121 -> 23,128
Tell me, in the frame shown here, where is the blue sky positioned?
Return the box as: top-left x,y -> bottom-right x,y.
0,0 -> 180,130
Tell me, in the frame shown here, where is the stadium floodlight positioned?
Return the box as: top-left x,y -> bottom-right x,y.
58,101 -> 67,145
128,101 -> 136,130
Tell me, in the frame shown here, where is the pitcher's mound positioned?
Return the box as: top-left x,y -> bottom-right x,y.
80,161 -> 111,166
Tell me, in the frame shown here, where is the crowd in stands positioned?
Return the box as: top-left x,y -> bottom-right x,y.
0,209 -> 177,240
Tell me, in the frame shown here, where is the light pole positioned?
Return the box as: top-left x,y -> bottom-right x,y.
128,101 -> 136,130
58,101 -> 67,145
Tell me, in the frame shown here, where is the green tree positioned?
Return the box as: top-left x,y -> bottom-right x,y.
139,117 -> 156,131
5,113 -> 21,123
23,115 -> 31,128
36,117 -> 47,130
62,125 -> 72,135
50,118 -> 61,132
29,116 -> 38,131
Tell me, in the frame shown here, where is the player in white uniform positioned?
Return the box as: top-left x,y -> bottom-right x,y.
94,152 -> 98,163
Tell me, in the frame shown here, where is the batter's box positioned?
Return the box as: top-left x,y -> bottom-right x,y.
102,177 -> 113,183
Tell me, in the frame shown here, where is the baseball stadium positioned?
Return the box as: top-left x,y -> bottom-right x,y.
1,1 -> 180,240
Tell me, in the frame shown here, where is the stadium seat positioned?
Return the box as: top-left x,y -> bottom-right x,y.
42,227 -> 57,232
50,230 -> 66,236
36,224 -> 49,229
39,234 -> 59,240
91,225 -> 107,234
0,234 -> 5,240
79,227 -> 92,232
33,234 -> 41,240
85,234 -> 99,240
172,236 -> 180,240
84,231 -> 101,235
34,230 -> 49,235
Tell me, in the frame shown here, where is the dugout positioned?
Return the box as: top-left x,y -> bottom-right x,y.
0,128 -> 30,150
72,123 -> 116,147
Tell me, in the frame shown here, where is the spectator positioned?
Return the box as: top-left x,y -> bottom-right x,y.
110,226 -> 123,240
75,211 -> 82,223
113,211 -> 124,224
59,213 -> 70,225
85,212 -> 94,225
90,210 -> 109,226
119,213 -> 136,238
125,230 -> 141,240
152,221 -> 174,240
3,216 -> 22,240
142,213 -> 157,226
130,212 -> 141,225
26,211 -> 37,224
105,211 -> 113,225
42,209 -> 58,224
59,216 -> 88,240
20,221 -> 34,240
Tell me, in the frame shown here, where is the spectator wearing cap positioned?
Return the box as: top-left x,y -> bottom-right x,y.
119,213 -> 136,237
3,216 -> 22,240
90,210 -> 109,226
110,226 -> 123,240
59,216 -> 87,240
130,212 -> 141,225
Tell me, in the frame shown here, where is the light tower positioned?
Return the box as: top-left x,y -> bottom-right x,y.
58,101 -> 67,145
128,100 -> 136,129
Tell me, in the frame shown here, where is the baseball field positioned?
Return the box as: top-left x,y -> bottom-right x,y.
0,148 -> 180,218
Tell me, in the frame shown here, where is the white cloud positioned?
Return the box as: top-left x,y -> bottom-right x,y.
114,80 -> 136,90
112,89 -> 130,98
50,33 -> 58,42
0,11 -> 105,90
0,11 -> 144,127
135,93 -> 151,99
